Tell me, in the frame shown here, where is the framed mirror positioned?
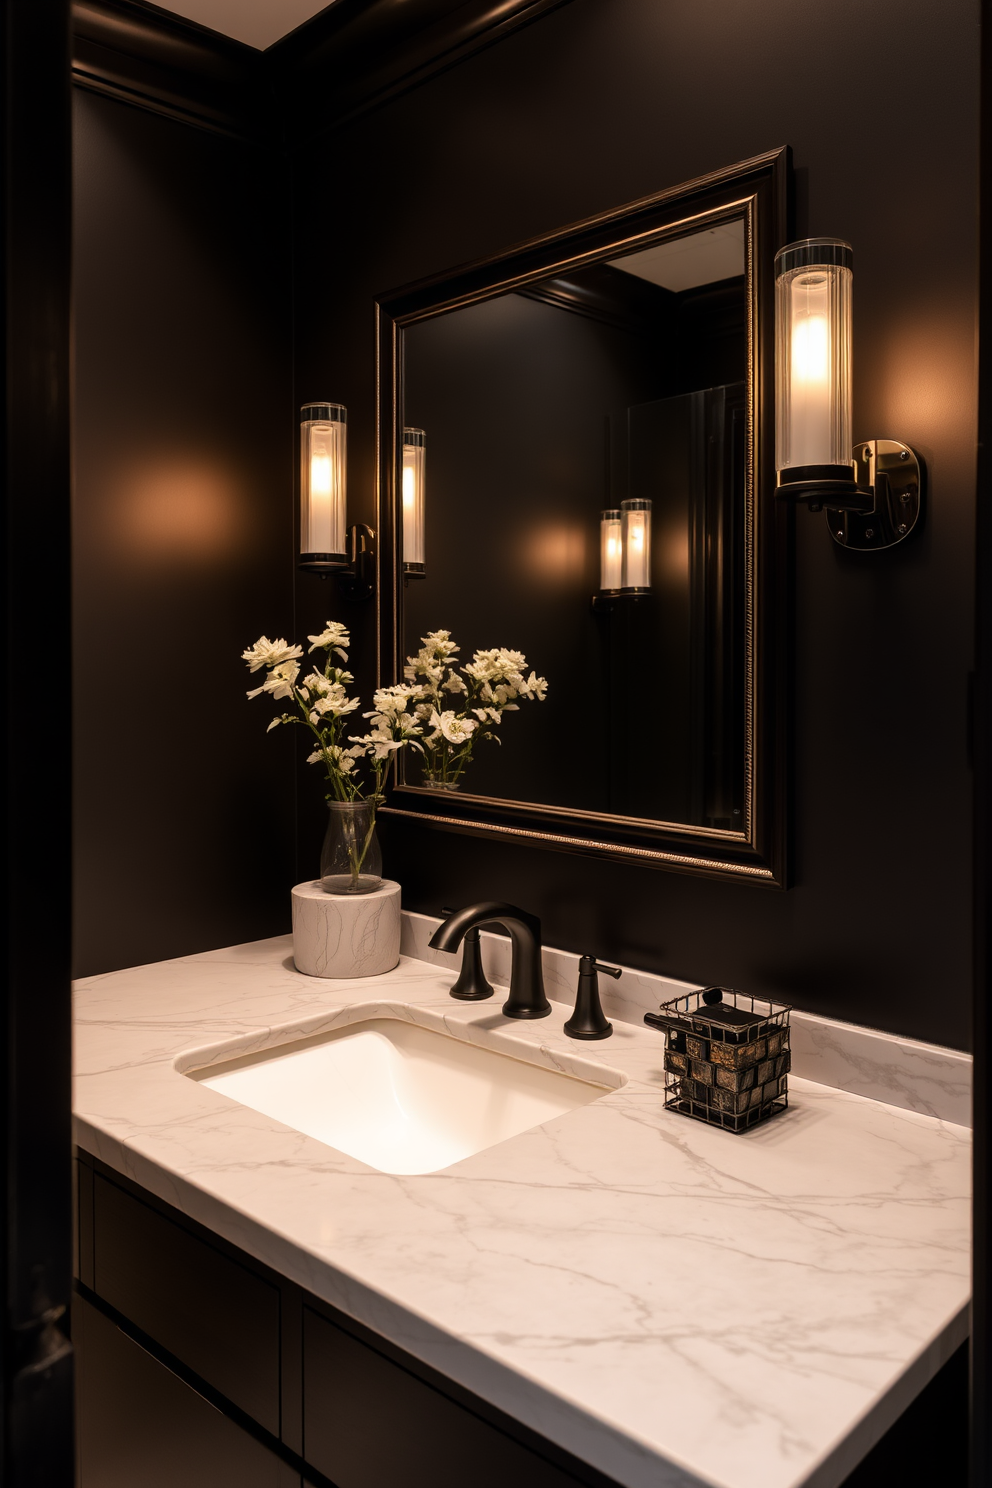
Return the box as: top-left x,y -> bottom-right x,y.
376,149 -> 789,884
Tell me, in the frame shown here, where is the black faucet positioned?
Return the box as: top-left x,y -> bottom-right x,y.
429,902 -> 551,1020
440,906 -> 494,1001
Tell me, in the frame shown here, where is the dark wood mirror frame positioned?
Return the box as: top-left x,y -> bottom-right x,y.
375,147 -> 791,886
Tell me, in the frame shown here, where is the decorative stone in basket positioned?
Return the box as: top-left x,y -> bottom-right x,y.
644,986 -> 791,1134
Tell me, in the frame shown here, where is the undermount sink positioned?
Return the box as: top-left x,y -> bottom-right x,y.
189,1016 -> 613,1175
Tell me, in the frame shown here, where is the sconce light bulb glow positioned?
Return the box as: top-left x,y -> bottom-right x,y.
599,509 -> 623,591
310,453 -> 332,496
791,311 -> 829,384
402,429 -> 427,570
620,500 -> 651,592
300,404 -> 347,560
775,241 -> 853,476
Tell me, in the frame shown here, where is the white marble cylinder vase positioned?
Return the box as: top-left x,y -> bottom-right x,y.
292,879 -> 401,979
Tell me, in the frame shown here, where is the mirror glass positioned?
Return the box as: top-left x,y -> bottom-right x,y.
400,216 -> 747,828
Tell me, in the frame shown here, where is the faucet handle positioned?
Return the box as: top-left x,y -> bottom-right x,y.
589,957 -> 622,980
564,953 -> 617,1040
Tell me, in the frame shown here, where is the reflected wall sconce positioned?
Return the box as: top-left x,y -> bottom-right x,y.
402,427 -> 427,578
774,239 -> 923,551
593,498 -> 652,611
621,498 -> 652,591
298,401 -> 374,598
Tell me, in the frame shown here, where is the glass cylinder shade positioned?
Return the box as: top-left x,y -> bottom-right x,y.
774,239 -> 853,479
621,499 -> 652,592
402,428 -> 427,573
599,509 -> 622,592
300,402 -> 347,562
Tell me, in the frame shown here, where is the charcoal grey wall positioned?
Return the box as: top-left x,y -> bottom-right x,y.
73,90 -> 295,977
294,0 -> 979,1048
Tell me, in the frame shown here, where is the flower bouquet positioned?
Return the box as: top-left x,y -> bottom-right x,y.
242,621 -> 548,888
404,630 -> 548,791
242,621 -> 423,893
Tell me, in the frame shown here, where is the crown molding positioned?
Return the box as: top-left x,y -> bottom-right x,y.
72,0 -> 575,142
71,0 -> 267,139
268,0 -> 575,138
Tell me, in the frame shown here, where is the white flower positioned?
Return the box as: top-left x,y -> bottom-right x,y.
422,629 -> 459,658
307,744 -> 359,773
442,671 -> 467,694
351,729 -> 405,761
518,670 -> 548,701
370,683 -> 423,719
307,620 -> 350,659
247,659 -> 300,702
242,636 -> 303,673
310,686 -> 361,719
429,708 -> 477,745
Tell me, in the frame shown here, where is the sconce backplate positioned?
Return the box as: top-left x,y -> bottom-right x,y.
826,440 -> 922,551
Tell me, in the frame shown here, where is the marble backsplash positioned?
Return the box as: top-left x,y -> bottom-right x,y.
400,911 -> 972,1128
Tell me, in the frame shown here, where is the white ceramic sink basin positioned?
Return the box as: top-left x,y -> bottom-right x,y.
190,1017 -> 611,1175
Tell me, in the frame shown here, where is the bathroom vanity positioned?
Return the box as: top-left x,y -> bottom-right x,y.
72,919 -> 970,1488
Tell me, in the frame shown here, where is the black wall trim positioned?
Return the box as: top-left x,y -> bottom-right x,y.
71,0 -> 577,141
71,0 -> 265,139
4,2 -> 75,1480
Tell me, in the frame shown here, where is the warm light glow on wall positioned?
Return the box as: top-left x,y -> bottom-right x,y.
300,402 -> 347,563
112,458 -> 243,562
402,428 -> 426,574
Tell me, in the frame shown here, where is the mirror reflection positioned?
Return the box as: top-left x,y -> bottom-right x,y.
401,216 -> 747,828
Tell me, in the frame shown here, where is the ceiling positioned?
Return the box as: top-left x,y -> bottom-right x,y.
609,220 -> 745,293
158,0 -> 333,50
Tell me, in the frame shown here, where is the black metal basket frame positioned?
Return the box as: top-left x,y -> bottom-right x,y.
648,987 -> 792,1135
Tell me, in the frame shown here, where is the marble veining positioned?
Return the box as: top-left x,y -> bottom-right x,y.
74,934 -> 971,1488
401,912 -> 972,1127
292,878 -> 401,978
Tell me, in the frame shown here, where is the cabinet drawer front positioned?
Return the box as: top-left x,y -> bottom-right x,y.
93,1174 -> 280,1434
75,1295 -> 297,1488
303,1307 -> 581,1488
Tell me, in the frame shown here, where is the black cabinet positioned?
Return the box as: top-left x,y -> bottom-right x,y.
74,1154 -> 613,1488
302,1306 -> 580,1488
74,1294 -> 298,1488
92,1173 -> 281,1434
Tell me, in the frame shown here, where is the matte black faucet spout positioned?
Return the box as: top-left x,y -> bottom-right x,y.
429,902 -> 551,1020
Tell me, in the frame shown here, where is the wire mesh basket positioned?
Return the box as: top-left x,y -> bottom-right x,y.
644,986 -> 791,1134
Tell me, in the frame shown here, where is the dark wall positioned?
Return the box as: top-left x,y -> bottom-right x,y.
72,90 -> 295,977
294,0 -> 979,1048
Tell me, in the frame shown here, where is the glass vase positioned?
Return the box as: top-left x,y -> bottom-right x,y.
319,800 -> 382,895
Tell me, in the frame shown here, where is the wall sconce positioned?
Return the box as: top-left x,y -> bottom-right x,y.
621,498 -> 652,592
298,401 -> 374,597
593,499 -> 652,611
774,239 -> 922,550
599,508 -> 623,593
402,427 -> 426,578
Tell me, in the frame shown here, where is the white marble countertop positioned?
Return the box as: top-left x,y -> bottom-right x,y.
73,933 -> 970,1488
